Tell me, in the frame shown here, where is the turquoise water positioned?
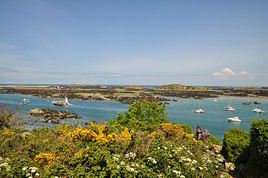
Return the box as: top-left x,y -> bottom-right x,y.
0,94 -> 267,141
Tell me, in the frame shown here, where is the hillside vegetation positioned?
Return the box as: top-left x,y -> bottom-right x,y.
0,100 -> 230,178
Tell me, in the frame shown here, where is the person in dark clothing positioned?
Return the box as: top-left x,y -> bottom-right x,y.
195,125 -> 202,140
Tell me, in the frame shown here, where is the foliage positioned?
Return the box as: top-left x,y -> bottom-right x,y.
249,119 -> 268,172
0,104 -> 21,129
208,135 -> 221,145
0,123 -> 227,177
109,99 -> 167,131
0,100 -> 229,177
222,128 -> 250,163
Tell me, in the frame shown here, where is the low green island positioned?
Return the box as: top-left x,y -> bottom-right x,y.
0,100 -> 267,177
1,84 -> 268,104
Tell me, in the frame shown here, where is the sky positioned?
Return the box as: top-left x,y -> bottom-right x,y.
0,0 -> 268,86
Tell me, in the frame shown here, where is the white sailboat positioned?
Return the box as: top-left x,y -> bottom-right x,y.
227,116 -> 241,122
52,96 -> 72,106
51,87 -> 72,106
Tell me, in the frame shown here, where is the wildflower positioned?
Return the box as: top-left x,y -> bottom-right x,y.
0,162 -> 9,167
54,176 -> 59,178
158,173 -> 164,177
126,165 -> 135,172
113,156 -> 119,161
116,165 -> 120,169
157,147 -> 160,149
191,167 -> 196,171
125,152 -> 136,159
180,175 -> 185,178
148,157 -> 157,164
192,160 -> 197,164
172,170 -> 181,175
186,158 -> 191,162
120,161 -> 125,166
198,167 -> 203,170
22,166 -> 28,171
35,173 -> 40,176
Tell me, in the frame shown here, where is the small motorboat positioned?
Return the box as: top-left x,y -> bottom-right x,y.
224,106 -> 236,111
227,117 -> 241,122
193,108 -> 205,113
252,108 -> 265,113
22,98 -> 30,104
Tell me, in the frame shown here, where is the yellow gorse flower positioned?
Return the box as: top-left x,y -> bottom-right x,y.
69,123 -> 132,144
160,123 -> 185,137
35,152 -> 57,165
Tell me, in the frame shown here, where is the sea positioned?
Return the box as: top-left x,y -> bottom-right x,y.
0,93 -> 267,141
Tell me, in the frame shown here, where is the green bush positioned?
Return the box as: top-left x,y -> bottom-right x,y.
0,105 -> 21,129
176,123 -> 193,134
222,128 -> 250,163
249,119 -> 268,172
208,135 -> 221,145
109,99 -> 168,131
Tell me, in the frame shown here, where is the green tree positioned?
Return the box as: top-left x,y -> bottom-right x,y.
222,128 -> 250,163
110,99 -> 168,131
249,119 -> 268,172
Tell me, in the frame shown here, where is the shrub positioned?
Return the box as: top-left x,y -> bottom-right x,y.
249,119 -> 268,172
0,105 -> 21,129
222,128 -> 250,163
159,123 -> 185,137
110,100 -> 168,131
208,135 -> 221,145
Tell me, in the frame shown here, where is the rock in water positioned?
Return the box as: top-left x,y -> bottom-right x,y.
29,108 -> 81,124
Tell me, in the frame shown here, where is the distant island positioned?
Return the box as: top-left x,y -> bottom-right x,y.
0,84 -> 267,104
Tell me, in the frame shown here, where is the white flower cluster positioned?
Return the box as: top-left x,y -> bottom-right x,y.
22,166 -> 39,178
112,154 -> 120,161
172,170 -> 185,178
147,157 -> 157,164
0,157 -> 11,171
125,165 -> 138,173
125,152 -> 136,160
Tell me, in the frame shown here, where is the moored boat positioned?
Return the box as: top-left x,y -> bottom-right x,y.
224,106 -> 236,111
22,98 -> 30,104
193,108 -> 205,113
227,116 -> 241,122
252,108 -> 265,113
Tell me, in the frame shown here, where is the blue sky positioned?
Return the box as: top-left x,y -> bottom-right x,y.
0,0 -> 268,86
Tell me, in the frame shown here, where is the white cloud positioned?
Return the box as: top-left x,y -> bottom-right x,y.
213,67 -> 250,79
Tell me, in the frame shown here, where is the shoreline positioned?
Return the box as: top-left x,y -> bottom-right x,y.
0,84 -> 268,104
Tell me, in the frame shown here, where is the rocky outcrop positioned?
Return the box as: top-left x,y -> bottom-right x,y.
29,108 -> 80,124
